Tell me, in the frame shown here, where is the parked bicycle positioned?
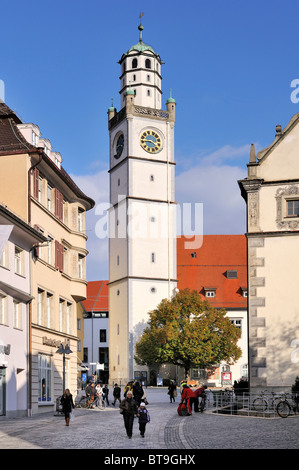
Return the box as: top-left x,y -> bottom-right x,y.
252,390 -> 290,412
276,394 -> 299,418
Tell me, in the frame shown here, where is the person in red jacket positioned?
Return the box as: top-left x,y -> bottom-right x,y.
180,384 -> 196,415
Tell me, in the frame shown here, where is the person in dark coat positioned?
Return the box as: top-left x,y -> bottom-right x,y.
132,381 -> 144,406
168,380 -> 177,403
119,391 -> 139,438
138,401 -> 150,438
112,383 -> 121,405
61,389 -> 74,426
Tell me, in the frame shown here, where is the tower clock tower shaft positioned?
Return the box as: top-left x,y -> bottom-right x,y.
108,23 -> 177,385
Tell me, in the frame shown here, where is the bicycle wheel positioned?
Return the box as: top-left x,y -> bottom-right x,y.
253,397 -> 268,412
277,401 -> 291,418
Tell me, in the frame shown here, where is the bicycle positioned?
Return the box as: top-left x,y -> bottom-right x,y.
94,396 -> 106,411
76,395 -> 92,408
252,390 -> 289,412
276,394 -> 299,418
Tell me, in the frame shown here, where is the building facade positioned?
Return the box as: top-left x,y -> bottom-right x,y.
0,102 -> 94,414
177,235 -> 248,387
239,116 -> 299,391
82,280 -> 109,384
0,205 -> 47,418
108,24 -> 177,385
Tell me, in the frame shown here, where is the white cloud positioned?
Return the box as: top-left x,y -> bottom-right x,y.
71,144 -> 249,281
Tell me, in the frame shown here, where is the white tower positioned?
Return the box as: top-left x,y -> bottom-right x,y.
108,23 -> 177,385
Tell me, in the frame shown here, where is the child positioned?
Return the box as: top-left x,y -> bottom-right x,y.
138,401 -> 150,438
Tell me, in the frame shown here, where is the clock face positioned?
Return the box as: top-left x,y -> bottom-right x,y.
115,134 -> 124,159
140,130 -> 162,154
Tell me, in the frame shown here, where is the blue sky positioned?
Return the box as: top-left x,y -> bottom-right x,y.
2,0 -> 299,280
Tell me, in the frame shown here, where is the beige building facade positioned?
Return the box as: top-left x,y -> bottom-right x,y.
0,102 -> 94,414
239,115 -> 299,391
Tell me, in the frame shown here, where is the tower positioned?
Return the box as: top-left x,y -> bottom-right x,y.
108,22 -> 177,385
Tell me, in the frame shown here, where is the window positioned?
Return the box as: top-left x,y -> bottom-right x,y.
287,199 -> 299,217
132,74 -> 136,81
206,291 -> 216,298
78,208 -> 84,232
0,295 -> 8,325
66,302 -> 72,334
37,289 -> 43,325
117,255 -> 120,266
46,294 -> 52,329
47,236 -> 53,265
147,90 -> 151,96
14,246 -> 23,275
78,254 -> 84,279
38,354 -> 52,403
150,175 -> 154,181
147,74 -> 151,82
191,252 -> 197,258
59,299 -> 64,332
38,176 -> 43,203
0,243 -> 8,268
230,319 -> 242,331
145,58 -> 151,69
100,329 -> 107,342
32,168 -> 39,199
150,287 -> 156,293
13,300 -> 22,329
226,270 -> 238,279
132,58 -> 138,68
151,253 -> 155,263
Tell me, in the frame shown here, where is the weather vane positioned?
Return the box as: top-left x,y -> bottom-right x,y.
139,12 -> 144,24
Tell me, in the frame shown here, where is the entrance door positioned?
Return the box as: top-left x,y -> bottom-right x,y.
0,368 -> 6,415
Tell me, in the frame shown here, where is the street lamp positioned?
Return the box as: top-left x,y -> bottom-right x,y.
56,343 -> 73,393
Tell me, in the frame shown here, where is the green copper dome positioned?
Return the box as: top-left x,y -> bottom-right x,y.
119,24 -> 163,64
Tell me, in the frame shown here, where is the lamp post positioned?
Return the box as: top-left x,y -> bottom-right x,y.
56,343 -> 73,393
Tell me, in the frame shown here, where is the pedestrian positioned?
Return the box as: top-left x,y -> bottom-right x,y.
95,382 -> 103,407
85,382 -> 96,408
61,388 -> 74,426
180,384 -> 196,415
119,391 -> 139,439
138,401 -> 150,438
112,383 -> 121,406
103,384 -> 110,405
168,380 -> 177,403
124,380 -> 134,397
133,381 -> 144,407
194,384 -> 207,412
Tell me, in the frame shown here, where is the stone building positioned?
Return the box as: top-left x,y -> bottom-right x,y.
239,115 -> 299,391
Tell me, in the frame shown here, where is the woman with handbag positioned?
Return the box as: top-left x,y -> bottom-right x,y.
61,389 -> 75,426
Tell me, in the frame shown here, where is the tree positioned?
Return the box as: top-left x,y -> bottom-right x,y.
135,288 -> 242,379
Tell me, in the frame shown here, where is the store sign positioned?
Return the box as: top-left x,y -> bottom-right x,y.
42,337 -> 64,348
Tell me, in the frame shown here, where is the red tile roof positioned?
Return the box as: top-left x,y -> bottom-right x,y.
82,280 -> 109,312
177,235 -> 247,310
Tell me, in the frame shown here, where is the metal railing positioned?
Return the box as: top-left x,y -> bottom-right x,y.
204,389 -> 295,418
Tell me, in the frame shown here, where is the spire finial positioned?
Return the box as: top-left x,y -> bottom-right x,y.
138,12 -> 144,41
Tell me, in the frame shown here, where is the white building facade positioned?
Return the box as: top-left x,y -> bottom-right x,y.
108,24 -> 177,385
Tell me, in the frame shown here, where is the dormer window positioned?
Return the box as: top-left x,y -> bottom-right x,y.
226,270 -> 238,279
132,58 -> 138,69
204,287 -> 217,298
145,59 -> 151,69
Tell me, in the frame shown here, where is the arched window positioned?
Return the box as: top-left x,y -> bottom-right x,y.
132,58 -> 138,69
145,58 -> 151,69
147,89 -> 151,96
133,74 -> 136,81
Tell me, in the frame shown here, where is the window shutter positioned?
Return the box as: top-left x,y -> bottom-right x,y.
59,244 -> 64,273
55,240 -> 59,269
54,189 -> 63,221
33,168 -> 39,199
33,225 -> 40,257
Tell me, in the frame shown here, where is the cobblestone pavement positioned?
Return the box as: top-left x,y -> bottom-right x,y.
0,388 -> 298,451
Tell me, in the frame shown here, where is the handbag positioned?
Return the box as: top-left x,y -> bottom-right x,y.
173,391 -> 177,397
70,411 -> 74,421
